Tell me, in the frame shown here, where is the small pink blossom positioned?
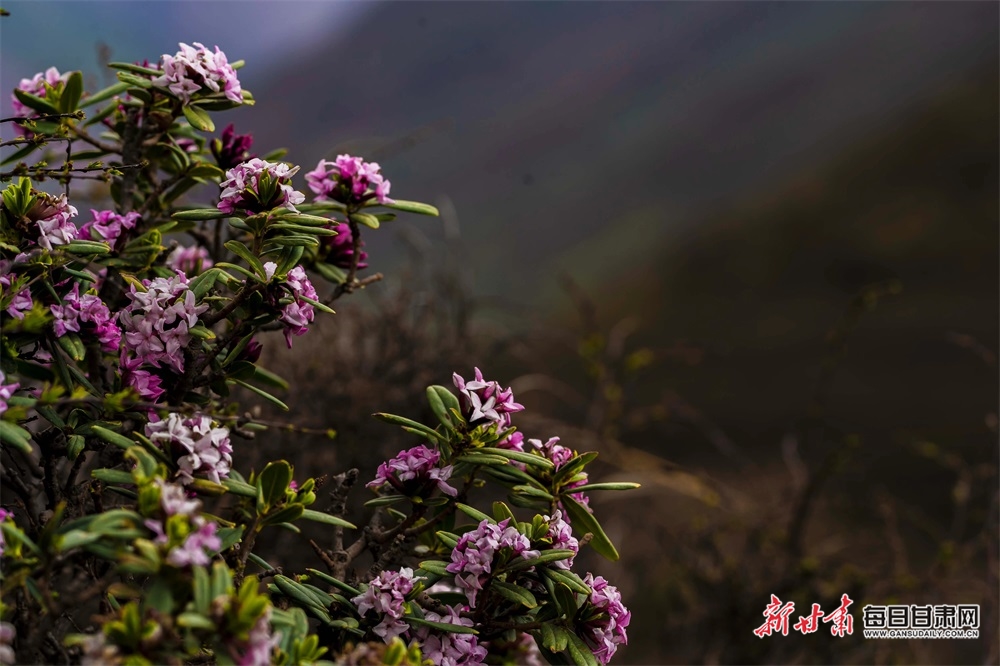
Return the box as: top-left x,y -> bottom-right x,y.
579,574 -> 631,664
145,412 -> 232,485
33,194 -> 78,250
352,568 -> 420,642
78,209 -> 139,246
413,606 -> 487,666
218,158 -> 304,215
166,245 -> 213,276
50,283 -> 121,353
152,42 -> 242,104
452,368 -> 524,428
234,608 -> 281,666
165,518 -> 221,567
0,273 -> 33,320
367,444 -> 457,498
446,519 -> 539,608
305,154 -> 393,206
278,266 -> 318,348
119,273 -> 207,373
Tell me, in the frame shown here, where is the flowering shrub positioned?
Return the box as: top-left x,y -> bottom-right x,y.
0,31 -> 637,666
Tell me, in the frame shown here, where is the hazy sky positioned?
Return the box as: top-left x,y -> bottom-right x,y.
1,1 -> 373,110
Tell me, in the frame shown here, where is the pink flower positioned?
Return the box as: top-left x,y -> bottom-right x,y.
446,519 -> 539,608
78,209 -> 139,246
10,67 -> 70,135
218,159 -> 304,215
278,266 -> 318,348
367,444 -> 458,498
544,510 -> 579,570
166,245 -> 213,276
145,413 -> 232,485
352,568 -> 420,642
50,283 -> 121,353
212,124 -> 256,170
452,368 -> 524,429
321,222 -> 368,270
166,518 -> 221,567
413,606 -> 487,666
234,608 -> 281,666
119,273 -> 207,373
579,574 -> 630,664
33,194 -> 78,250
0,273 -> 33,320
152,42 -> 243,104
156,479 -> 201,516
305,155 -> 393,206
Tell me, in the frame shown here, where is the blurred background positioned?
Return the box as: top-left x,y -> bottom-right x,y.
3,2 -> 998,663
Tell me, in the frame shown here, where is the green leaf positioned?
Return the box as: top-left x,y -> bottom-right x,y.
172,208 -> 230,221
305,568 -> 362,597
564,482 -> 641,492
349,212 -> 380,229
436,531 -> 460,549
79,81 -> 129,108
561,495 -> 619,561
454,503 -> 492,524
224,240 -> 265,277
188,163 -> 226,181
542,567 -> 592,595
222,478 -> 257,497
177,612 -> 216,630
1,144 -> 40,167
565,628 -> 600,666
57,333 -> 86,361
251,366 -> 289,390
90,425 -> 136,451
426,386 -> 454,430
57,530 -> 101,551
504,549 -> 578,573
67,434 -> 86,460
13,88 -> 59,114
91,468 -> 134,485
478,447 -> 555,470
417,560 -> 450,576
231,379 -> 289,411
262,504 -> 305,527
273,213 -> 333,227
115,71 -> 153,89
182,105 -> 215,132
372,412 -> 441,441
189,268 -> 222,298
403,617 -> 478,635
364,494 -> 408,508
0,420 -> 33,454
374,200 -> 440,216
312,262 -> 347,285
491,579 -> 538,608
108,62 -> 163,77
300,509 -> 356,529
59,71 -> 84,113
257,461 -> 293,510
62,240 -> 111,255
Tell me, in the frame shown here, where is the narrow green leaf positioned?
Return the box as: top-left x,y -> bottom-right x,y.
79,81 -> 129,108
116,71 -> 153,89
60,71 -> 84,113
90,425 -> 136,451
454,503 -> 492,524
13,88 -> 59,114
376,200 -> 440,216
182,104 -> 215,132
305,568 -> 361,597
258,461 -> 293,508
491,579 -> 537,608
300,509 -> 355,529
565,482 -> 641,492
561,495 -> 619,561
172,208 -> 229,221
222,478 -> 257,497
91,468 -> 134,485
231,379 -> 289,411
0,421 -> 33,454
479,447 -> 555,470
224,240 -> 265,277
108,62 -> 163,77
403,616 -> 478,635
349,212 -> 380,229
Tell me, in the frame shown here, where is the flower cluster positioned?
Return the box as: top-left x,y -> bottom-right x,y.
30,193 -> 78,250
50,283 -> 121,353
367,444 -> 458,498
218,159 -> 304,215
153,42 -> 242,104
321,222 -> 368,270
0,370 -> 19,416
545,510 -> 579,569
413,606 -> 487,666
166,244 -> 213,276
10,67 -> 69,134
78,209 -> 139,246
147,518 -> 221,568
232,608 -> 281,666
275,266 -> 318,348
452,368 -> 524,428
579,574 -> 631,665
0,273 -> 32,321
145,413 -> 233,484
446,519 -> 540,607
211,124 -> 256,170
119,273 -> 207,374
351,568 -> 420,641
0,508 -> 12,557
528,436 -> 592,511
305,155 -> 392,206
